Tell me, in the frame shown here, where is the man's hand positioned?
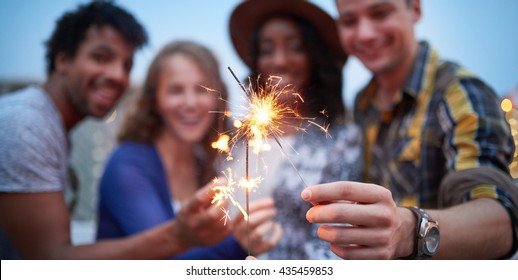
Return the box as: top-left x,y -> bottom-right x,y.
301,181 -> 415,259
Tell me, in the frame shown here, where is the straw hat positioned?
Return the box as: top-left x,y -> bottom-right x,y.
229,0 -> 346,68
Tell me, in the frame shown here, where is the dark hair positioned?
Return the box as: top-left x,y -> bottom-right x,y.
249,14 -> 346,125
45,0 -> 148,75
118,41 -> 229,184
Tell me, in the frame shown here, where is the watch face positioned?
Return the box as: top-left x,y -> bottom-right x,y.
424,226 -> 440,254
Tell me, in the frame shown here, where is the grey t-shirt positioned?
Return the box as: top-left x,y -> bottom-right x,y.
0,86 -> 67,258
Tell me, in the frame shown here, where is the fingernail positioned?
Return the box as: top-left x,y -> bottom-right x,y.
301,189 -> 311,201
306,209 -> 313,223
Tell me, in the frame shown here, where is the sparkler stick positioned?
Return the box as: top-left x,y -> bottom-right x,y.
215,104 -> 225,173
228,67 -> 252,256
218,67 -> 322,255
245,141 -> 250,256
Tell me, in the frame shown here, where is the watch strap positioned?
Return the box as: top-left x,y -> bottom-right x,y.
401,206 -> 437,259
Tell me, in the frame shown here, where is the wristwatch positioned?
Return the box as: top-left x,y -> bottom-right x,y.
405,206 -> 440,259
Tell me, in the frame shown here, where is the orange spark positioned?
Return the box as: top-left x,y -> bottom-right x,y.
211,169 -> 249,221
230,75 -> 310,153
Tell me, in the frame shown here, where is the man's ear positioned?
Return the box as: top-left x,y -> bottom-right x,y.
411,0 -> 422,23
54,52 -> 70,74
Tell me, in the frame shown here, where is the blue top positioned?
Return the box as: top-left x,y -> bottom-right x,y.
96,141 -> 247,259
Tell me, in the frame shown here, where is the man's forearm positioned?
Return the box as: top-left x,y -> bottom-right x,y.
428,198 -> 512,259
59,220 -> 188,259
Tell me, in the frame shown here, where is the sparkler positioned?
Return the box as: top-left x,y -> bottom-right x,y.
211,170 -> 249,221
227,68 -> 307,148
210,168 -> 261,256
227,67 -> 318,255
227,67 -> 314,190
219,207 -> 231,226
209,67 -> 327,255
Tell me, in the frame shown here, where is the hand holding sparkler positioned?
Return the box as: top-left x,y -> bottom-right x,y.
171,178 -> 232,249
233,197 -> 283,256
208,68 -> 325,257
301,181 -> 404,260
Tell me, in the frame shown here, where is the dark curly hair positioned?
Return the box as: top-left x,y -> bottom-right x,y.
249,14 -> 346,125
45,0 -> 148,75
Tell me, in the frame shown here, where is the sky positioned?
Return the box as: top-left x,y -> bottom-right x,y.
0,0 -> 517,108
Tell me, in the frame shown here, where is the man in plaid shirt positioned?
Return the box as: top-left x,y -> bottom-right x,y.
302,0 -> 518,259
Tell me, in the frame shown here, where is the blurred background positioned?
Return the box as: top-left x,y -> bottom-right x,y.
0,0 -> 517,244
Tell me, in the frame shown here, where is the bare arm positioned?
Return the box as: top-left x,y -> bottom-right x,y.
302,181 -> 513,259
429,198 -> 512,259
0,182 -> 231,259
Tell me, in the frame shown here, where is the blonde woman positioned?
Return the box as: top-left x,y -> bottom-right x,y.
97,41 -> 281,259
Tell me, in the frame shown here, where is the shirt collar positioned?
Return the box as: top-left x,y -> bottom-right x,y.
357,41 -> 439,111
402,41 -> 432,99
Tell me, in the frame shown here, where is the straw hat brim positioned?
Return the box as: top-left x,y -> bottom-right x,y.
229,0 -> 347,68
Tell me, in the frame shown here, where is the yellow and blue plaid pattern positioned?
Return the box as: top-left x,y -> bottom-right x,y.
354,41 -> 515,209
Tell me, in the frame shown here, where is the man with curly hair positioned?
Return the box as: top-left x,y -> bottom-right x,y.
0,1 -> 232,259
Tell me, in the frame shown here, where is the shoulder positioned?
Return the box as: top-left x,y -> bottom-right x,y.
0,95 -> 65,154
0,86 -> 65,152
438,61 -> 501,115
0,86 -> 64,137
437,60 -> 494,95
99,142 -> 164,194
103,141 -> 159,175
0,87 -> 66,192
1,86 -> 53,111
109,141 -> 156,161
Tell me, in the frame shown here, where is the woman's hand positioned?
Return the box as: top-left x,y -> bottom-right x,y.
233,197 -> 283,255
172,178 -> 232,249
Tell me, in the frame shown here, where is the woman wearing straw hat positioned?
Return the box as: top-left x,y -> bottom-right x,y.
228,0 -> 363,259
